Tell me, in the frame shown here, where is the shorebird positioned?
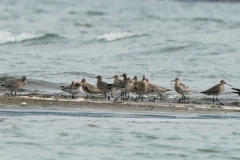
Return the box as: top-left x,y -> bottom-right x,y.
130,76 -> 139,93
90,75 -> 113,100
134,75 -> 148,102
133,76 -> 138,82
111,73 -> 132,101
201,80 -> 232,105
1,76 -> 30,95
146,78 -> 170,101
79,78 -> 103,99
170,77 -> 195,103
232,88 -> 240,96
107,75 -> 124,100
60,81 -> 82,99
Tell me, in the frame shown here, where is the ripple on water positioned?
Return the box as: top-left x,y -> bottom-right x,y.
86,124 -> 100,128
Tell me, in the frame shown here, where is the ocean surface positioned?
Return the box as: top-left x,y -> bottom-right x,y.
0,110 -> 240,160
1,1 -> 240,159
0,0 -> 240,100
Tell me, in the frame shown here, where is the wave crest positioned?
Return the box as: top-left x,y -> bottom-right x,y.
0,31 -> 59,44
96,32 -> 136,42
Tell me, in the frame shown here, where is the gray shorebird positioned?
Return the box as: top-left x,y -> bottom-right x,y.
133,76 -> 138,82
201,80 -> 232,105
146,78 -> 170,101
61,81 -> 82,99
1,76 -> 30,95
110,73 -> 131,101
107,75 -> 124,100
232,88 -> 240,96
90,75 -> 113,100
132,76 -> 139,92
80,78 -> 103,99
170,77 -> 195,103
134,75 -> 148,102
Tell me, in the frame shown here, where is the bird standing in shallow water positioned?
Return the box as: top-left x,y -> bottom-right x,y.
201,80 -> 232,105
134,75 -> 148,102
146,78 -> 170,102
79,78 -> 103,99
90,75 -> 113,100
1,76 -> 30,95
171,77 -> 195,103
60,81 -> 82,99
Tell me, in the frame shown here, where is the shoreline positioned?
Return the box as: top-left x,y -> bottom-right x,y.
0,95 -> 240,115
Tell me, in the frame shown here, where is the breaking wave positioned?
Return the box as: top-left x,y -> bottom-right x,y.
96,32 -> 139,42
0,31 -> 60,44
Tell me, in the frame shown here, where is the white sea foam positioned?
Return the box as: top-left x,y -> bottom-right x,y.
0,31 -> 45,44
96,32 -> 135,42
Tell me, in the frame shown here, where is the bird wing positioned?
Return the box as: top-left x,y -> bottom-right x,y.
4,80 -> 19,88
180,83 -> 195,93
113,81 -> 125,88
201,84 -> 220,94
84,84 -> 102,94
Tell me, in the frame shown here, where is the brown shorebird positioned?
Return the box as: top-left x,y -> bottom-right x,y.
232,88 -> 240,96
79,78 -> 103,99
170,77 -> 195,103
90,75 -> 113,100
201,80 -> 232,105
146,78 -> 170,101
61,81 -> 82,99
134,75 -> 148,102
1,76 -> 30,95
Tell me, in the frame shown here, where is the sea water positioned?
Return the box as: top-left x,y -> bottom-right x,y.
0,110 -> 240,160
0,0 -> 240,99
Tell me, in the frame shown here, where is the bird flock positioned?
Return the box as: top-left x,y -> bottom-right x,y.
1,74 -> 240,106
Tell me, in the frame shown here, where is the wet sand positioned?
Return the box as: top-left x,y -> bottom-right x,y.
0,94 -> 240,115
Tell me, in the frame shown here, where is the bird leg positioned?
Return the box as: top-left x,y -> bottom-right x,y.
15,91 -> 17,96
153,96 -> 156,102
183,95 -> 186,103
110,93 -> 114,99
134,94 -> 140,101
85,95 -> 88,99
11,90 -> 13,96
72,95 -> 74,99
178,95 -> 184,103
212,95 -> 215,105
91,95 -> 94,99
114,92 -> 122,101
216,96 -> 224,105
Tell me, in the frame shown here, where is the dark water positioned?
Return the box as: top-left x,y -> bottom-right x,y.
1,110 -> 240,160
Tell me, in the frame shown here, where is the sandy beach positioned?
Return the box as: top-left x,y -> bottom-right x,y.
0,94 -> 239,115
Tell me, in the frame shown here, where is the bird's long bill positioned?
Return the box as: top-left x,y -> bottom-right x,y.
226,83 -> 233,87
89,76 -> 97,78
26,80 -> 30,84
170,80 -> 175,82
